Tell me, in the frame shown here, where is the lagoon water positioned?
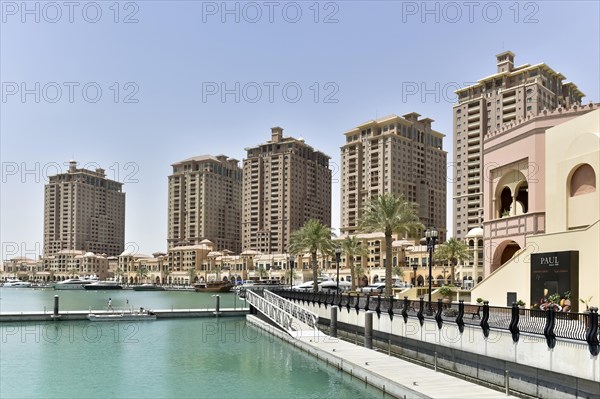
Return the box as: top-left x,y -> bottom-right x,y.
0,287 -> 247,313
0,288 -> 384,399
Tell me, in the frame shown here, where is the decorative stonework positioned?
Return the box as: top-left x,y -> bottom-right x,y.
484,102 -> 599,141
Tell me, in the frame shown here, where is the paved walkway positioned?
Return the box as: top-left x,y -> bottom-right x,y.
248,315 -> 515,399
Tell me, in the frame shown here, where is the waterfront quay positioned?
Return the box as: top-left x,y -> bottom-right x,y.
248,315 -> 515,399
246,289 -> 600,398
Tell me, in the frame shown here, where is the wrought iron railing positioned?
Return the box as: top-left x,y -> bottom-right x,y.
271,289 -> 599,356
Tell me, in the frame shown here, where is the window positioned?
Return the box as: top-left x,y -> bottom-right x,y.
570,164 -> 596,196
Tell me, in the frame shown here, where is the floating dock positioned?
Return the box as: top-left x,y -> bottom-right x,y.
0,308 -> 248,322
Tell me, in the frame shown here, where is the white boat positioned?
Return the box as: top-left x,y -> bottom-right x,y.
318,280 -> 351,292
53,278 -> 97,290
83,281 -> 123,290
2,279 -> 32,288
292,276 -> 334,291
237,279 -> 286,290
87,310 -> 156,322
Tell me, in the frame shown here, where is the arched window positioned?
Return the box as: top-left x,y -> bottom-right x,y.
500,187 -> 512,216
570,164 -> 596,196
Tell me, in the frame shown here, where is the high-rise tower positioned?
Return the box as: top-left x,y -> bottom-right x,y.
242,127 -> 331,254
43,160 -> 125,257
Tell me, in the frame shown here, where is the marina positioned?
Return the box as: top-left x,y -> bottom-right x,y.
0,288 -> 387,399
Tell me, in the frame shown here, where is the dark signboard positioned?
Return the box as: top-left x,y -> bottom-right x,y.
530,251 -> 579,312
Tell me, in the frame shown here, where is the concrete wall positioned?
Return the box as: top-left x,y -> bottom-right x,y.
301,302 -> 598,385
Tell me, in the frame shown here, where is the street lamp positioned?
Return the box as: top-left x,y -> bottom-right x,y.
425,227 -> 439,316
412,263 -> 418,287
288,256 -> 295,290
335,248 -> 342,290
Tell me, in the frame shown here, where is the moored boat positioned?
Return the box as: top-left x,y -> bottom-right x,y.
53,278 -> 97,290
194,281 -> 233,293
2,279 -> 32,288
83,281 -> 123,290
87,309 -> 156,321
132,284 -> 165,291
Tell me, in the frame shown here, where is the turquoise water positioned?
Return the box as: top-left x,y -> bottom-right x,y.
0,290 -> 385,399
0,287 -> 246,312
1,318 -> 384,399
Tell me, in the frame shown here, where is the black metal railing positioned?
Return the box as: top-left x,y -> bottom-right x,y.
270,289 -> 600,356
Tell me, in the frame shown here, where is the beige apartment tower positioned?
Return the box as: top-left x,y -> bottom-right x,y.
242,127 -> 331,254
43,161 -> 125,257
167,155 -> 242,253
453,51 -> 584,239
341,114 -> 447,238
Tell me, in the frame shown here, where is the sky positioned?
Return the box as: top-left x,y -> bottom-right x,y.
1,0 -> 599,259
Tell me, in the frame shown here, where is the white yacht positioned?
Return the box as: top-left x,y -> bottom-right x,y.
53,278 -> 97,290
2,279 -> 32,288
292,275 -> 334,291
83,281 -> 123,290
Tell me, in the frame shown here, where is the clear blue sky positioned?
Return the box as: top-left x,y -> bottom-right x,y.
1,1 -> 599,258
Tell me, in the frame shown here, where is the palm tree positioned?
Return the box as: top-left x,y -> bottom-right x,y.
285,267 -> 297,286
136,266 -> 148,284
67,267 -> 78,278
256,264 -> 268,279
114,267 -> 124,283
162,267 -> 171,285
340,236 -> 367,291
213,264 -> 222,281
353,263 -> 365,288
360,194 -> 423,297
288,219 -> 335,293
188,267 -> 197,285
392,265 -> 404,281
434,238 -> 471,286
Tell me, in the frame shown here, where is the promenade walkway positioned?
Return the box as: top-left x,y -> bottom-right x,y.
248,315 -> 515,399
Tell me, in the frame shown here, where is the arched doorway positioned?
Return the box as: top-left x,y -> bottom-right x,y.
417,275 -> 424,286
491,240 -> 521,272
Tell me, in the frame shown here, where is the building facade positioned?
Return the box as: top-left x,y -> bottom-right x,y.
453,51 -> 585,239
167,155 -> 242,253
471,106 -> 599,309
482,105 -> 598,276
43,160 -> 125,257
340,113 -> 447,238
242,127 -> 332,254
